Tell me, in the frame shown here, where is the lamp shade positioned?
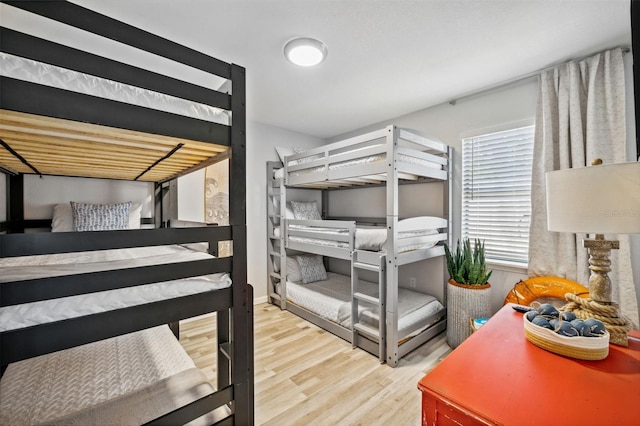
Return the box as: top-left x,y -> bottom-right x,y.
546,161 -> 640,234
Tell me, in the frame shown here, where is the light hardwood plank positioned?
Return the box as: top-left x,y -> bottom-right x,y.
179,303 -> 451,425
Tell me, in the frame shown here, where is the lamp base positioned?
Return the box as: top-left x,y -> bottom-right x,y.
583,234 -> 619,303
563,293 -> 631,346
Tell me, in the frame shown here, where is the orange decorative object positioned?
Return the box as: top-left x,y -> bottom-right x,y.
503,275 -> 589,306
417,304 -> 640,426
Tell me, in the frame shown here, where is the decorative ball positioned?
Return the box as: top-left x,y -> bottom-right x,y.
525,310 -> 539,322
584,318 -> 606,336
556,322 -> 579,337
570,319 -> 590,336
549,318 -> 560,330
532,316 -> 553,330
537,303 -> 559,317
561,311 -> 576,322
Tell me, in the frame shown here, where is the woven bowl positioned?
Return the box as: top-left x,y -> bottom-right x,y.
523,315 -> 609,360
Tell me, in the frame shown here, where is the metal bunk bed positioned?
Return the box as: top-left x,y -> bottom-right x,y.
267,125 -> 452,367
0,1 -> 252,424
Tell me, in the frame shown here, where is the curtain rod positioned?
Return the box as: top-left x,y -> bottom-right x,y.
448,46 -> 630,106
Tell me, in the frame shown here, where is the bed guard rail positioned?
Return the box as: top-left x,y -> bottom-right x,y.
285,219 -> 355,260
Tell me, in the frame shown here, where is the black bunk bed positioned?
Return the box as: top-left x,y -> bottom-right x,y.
0,1 -> 252,424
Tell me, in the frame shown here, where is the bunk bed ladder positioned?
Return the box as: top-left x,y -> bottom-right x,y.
266,161 -> 285,307
351,250 -> 386,362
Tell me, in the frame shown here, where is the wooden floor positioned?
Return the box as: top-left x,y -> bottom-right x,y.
180,303 -> 452,426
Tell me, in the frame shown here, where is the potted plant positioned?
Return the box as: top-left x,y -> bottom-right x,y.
444,238 -> 493,348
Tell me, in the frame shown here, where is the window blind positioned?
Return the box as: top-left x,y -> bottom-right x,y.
462,125 -> 534,264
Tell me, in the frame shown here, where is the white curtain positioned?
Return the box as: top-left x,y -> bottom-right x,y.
528,47 -> 639,329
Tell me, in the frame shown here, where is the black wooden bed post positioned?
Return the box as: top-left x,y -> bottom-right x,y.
228,63 -> 252,425
7,174 -> 24,234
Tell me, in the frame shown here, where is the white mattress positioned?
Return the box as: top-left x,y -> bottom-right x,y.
276,225 -> 439,252
0,325 -> 210,425
279,272 -> 444,333
1,52 -> 230,124
0,245 -> 231,332
273,150 -> 442,179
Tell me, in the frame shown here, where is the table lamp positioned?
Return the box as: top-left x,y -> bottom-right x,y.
545,159 -> 640,346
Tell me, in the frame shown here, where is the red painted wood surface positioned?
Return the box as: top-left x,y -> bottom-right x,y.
418,303 -> 640,426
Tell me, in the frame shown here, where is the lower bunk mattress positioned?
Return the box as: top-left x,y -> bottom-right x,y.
0,245 -> 231,332
276,272 -> 444,335
0,325 -> 215,425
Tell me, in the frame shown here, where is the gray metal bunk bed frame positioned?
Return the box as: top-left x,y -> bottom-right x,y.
0,1 -> 252,424
267,125 -> 452,367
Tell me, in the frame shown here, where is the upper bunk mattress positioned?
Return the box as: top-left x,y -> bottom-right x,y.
0,245 -> 231,332
1,52 -> 229,125
0,325 -> 213,425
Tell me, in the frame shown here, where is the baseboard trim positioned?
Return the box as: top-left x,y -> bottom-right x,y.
253,295 -> 268,305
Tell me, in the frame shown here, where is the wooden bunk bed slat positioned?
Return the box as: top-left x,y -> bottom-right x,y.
1,77 -> 230,154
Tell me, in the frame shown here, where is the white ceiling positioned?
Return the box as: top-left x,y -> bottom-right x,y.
13,1 -> 636,139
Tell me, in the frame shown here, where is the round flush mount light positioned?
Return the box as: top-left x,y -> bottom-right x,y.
283,37 -> 328,67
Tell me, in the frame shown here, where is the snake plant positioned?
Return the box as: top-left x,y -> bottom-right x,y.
444,238 -> 492,285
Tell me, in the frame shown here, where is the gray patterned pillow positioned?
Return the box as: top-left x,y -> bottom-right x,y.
296,254 -> 327,284
290,201 -> 321,220
71,201 -> 132,231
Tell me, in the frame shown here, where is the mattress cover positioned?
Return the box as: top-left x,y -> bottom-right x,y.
280,272 -> 444,333
0,325 -> 207,425
273,150 -> 442,179
1,52 -> 229,125
0,245 -> 231,332
277,225 -> 440,252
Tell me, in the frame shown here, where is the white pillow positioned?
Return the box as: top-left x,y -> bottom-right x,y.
296,254 -> 327,284
281,202 -> 294,220
286,256 -> 302,283
128,203 -> 142,229
71,201 -> 131,232
290,201 -> 321,220
51,203 -> 74,232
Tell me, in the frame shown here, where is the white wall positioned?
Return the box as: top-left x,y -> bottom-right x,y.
177,169 -> 206,222
246,121 -> 325,302
23,175 -> 154,219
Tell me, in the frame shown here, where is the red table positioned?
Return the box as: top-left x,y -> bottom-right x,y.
418,303 -> 640,426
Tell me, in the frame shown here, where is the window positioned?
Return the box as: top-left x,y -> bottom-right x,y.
462,125 -> 534,265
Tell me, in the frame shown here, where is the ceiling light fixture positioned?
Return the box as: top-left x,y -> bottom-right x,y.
283,37 -> 328,67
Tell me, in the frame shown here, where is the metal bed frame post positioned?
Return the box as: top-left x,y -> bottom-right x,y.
385,125 -> 400,367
